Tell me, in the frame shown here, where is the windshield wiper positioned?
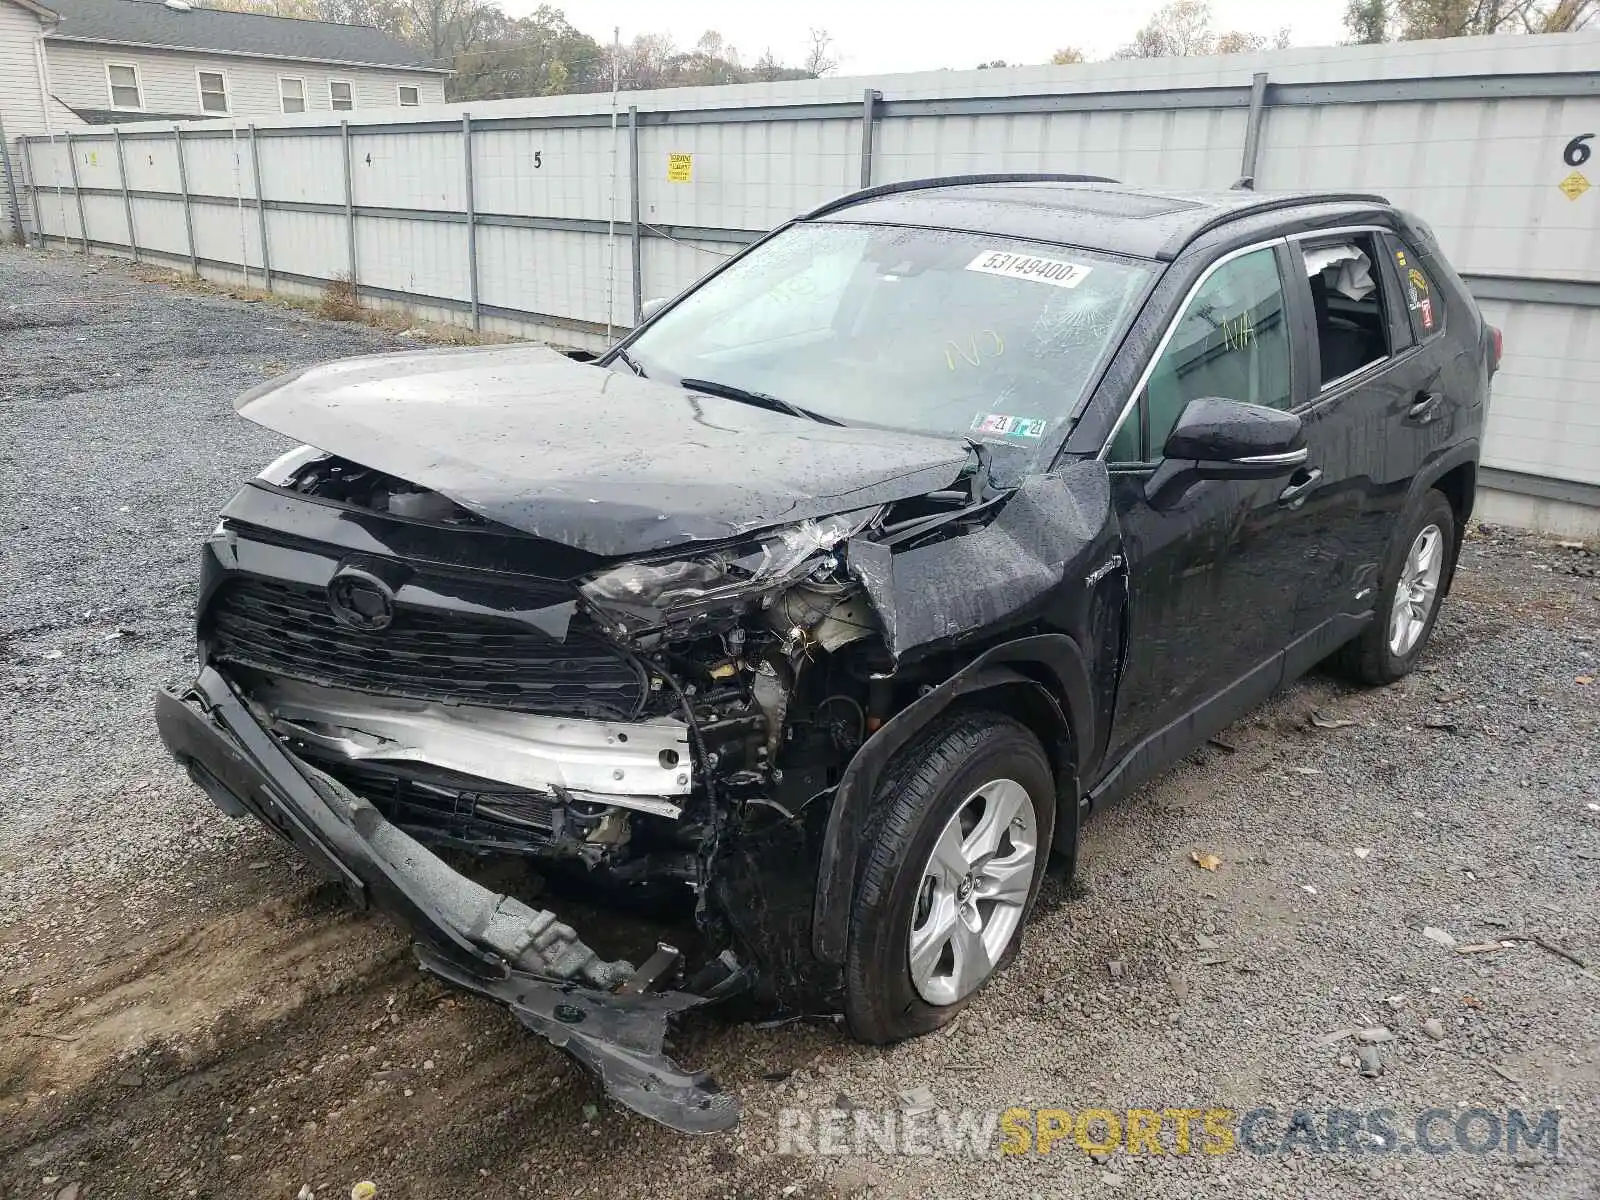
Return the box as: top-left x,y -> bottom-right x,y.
613,347 -> 646,377
678,377 -> 843,425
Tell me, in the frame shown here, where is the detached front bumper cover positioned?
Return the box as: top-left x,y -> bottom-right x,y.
154,667 -> 739,1133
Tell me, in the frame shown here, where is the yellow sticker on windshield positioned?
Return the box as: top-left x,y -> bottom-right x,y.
966,250 -> 1092,289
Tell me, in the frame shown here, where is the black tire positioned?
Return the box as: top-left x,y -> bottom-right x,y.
1334,489 -> 1457,685
843,710 -> 1055,1044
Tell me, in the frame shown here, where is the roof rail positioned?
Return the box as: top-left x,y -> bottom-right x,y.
802,173 -> 1120,222
1160,190 -> 1392,258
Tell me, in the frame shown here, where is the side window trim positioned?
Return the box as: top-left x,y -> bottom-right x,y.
1098,236 -> 1289,464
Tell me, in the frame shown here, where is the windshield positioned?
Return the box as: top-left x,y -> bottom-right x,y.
621,221 -> 1154,446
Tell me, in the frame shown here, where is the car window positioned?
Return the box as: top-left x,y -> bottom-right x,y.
1300,233 -> 1394,387
1107,246 -> 1292,463
624,222 -> 1154,446
1389,237 -> 1442,341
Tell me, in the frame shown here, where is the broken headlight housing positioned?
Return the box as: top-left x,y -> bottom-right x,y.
580,510 -> 875,623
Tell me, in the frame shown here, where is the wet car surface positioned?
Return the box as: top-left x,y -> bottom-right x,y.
156,176 -> 1499,1131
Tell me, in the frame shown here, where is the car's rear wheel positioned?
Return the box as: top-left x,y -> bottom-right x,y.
843,711 -> 1054,1044
1335,489 -> 1457,685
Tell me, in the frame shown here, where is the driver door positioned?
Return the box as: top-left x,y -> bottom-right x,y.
1098,242 -> 1316,783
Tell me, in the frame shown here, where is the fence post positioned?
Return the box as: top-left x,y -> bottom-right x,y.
19,135 -> 38,246
1238,72 -> 1269,187
113,127 -> 138,263
248,123 -> 271,291
64,130 -> 88,252
173,125 -> 198,275
461,112 -> 479,331
0,114 -> 23,247
628,105 -> 642,326
340,119 -> 357,289
859,89 -> 881,189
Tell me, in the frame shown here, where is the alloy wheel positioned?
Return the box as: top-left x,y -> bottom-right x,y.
1389,523 -> 1445,657
907,778 -> 1038,1006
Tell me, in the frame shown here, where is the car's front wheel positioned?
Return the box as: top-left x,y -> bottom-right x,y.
843,711 -> 1054,1044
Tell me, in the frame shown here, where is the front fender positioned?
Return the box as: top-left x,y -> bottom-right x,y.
810,633 -> 1096,964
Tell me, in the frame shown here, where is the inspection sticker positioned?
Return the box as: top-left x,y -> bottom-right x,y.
972,413 -> 1047,438
966,250 -> 1092,289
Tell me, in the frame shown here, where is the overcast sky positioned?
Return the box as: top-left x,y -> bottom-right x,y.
527,0 -> 1350,74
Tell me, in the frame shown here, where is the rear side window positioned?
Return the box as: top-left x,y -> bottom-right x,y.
1390,237 -> 1442,341
1299,233 -> 1394,388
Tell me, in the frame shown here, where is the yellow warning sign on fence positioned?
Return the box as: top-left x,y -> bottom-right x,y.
667,152 -> 693,183
1558,170 -> 1590,201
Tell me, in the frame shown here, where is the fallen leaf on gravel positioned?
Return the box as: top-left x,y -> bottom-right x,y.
1309,711 -> 1356,730
1423,926 -> 1457,946
1301,884 -> 1319,895
1462,995 -> 1483,1009
1353,847 -> 1372,860
1190,851 -> 1223,871
1578,675 -> 1595,685
351,1184 -> 378,1200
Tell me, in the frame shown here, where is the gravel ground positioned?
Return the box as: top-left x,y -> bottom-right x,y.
2,246 -> 1597,1200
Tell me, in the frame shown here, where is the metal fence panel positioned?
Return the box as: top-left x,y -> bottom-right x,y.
17,31 -> 1600,509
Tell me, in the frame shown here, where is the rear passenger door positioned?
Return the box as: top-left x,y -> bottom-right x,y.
1278,227 -> 1447,666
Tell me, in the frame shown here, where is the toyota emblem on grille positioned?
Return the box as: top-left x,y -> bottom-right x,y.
327,568 -> 396,631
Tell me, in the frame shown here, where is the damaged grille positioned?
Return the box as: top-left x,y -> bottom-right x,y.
207,576 -> 645,719
311,757 -> 565,853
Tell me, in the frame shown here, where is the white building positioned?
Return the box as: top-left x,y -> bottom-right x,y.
2,0 -> 447,235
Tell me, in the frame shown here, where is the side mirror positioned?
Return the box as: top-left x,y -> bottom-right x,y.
1163,398 -> 1305,477
640,297 -> 669,320
1146,398 -> 1306,505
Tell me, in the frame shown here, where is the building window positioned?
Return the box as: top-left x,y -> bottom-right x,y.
107,63 -> 143,110
197,70 -> 229,114
279,76 -> 306,114
329,80 -> 354,111
397,84 -> 420,106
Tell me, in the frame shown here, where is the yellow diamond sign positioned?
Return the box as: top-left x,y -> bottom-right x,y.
1559,170 -> 1590,200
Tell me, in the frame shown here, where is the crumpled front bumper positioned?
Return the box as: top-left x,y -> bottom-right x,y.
154,666 -> 739,1133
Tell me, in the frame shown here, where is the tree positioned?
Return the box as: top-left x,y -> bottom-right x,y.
1344,0 -> 1394,41
802,28 -> 839,77
1343,0 -> 1597,40
1050,46 -> 1087,63
1116,0 -> 1216,57
448,5 -> 602,100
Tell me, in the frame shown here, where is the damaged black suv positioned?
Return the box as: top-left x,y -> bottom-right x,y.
156,176 -> 1498,1132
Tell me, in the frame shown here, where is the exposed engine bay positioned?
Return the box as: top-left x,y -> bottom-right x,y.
157,343 -> 1119,1133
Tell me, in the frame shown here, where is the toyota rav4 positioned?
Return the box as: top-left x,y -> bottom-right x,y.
156,175 -> 1499,1132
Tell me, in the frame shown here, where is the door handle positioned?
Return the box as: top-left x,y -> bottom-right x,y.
1278,467 -> 1323,509
1407,390 -> 1444,424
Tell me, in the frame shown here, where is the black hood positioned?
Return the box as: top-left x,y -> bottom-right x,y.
236,345 -> 973,556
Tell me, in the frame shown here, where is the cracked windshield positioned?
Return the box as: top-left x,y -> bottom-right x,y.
623,222 -> 1153,444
